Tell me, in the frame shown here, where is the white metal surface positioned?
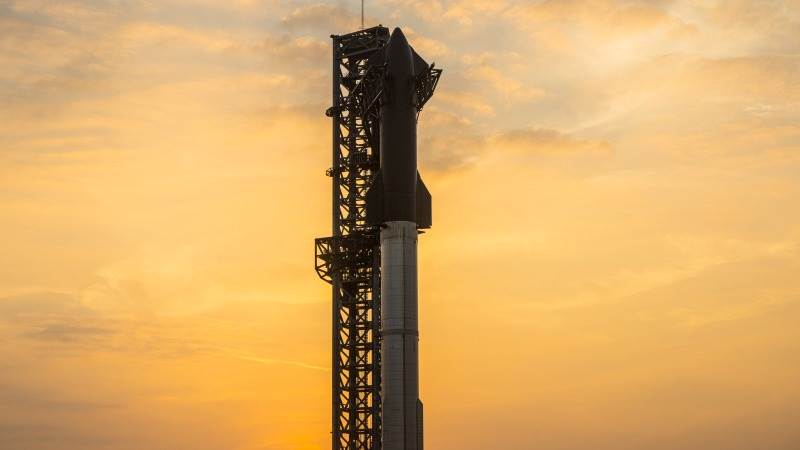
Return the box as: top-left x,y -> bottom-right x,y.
380,221 -> 420,450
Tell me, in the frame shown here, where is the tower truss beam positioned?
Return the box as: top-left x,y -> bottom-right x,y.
316,25 -> 390,450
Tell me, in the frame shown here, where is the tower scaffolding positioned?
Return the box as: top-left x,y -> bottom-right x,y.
315,26 -> 390,450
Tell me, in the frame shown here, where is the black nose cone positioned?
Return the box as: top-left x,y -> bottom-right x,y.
390,27 -> 408,46
386,27 -> 413,76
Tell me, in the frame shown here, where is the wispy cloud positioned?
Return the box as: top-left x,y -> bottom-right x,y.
2,1 -> 800,449
214,347 -> 329,372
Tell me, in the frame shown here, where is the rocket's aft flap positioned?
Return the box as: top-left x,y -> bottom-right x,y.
411,47 -> 430,78
366,172 -> 385,226
416,172 -> 432,229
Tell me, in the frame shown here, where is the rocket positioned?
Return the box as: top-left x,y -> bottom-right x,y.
366,27 -> 432,450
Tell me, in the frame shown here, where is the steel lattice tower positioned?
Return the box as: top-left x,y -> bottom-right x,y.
315,26 -> 390,450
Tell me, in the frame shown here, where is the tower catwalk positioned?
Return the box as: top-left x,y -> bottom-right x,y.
316,25 -> 441,450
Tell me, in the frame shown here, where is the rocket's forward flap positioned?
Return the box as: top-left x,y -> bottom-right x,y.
411,47 -> 430,78
416,172 -> 432,229
366,172 -> 384,226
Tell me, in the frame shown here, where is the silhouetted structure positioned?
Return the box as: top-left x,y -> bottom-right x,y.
315,25 -> 441,450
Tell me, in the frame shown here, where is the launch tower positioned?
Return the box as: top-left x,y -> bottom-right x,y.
315,25 -> 441,450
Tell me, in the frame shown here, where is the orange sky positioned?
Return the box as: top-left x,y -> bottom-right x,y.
1,1 -> 799,449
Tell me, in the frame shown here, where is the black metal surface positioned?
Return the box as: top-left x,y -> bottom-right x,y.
376,28 -> 419,224
364,28 -> 438,229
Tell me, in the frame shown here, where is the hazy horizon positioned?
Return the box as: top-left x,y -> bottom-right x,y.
1,1 -> 799,449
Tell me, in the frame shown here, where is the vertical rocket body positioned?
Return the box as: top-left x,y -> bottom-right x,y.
380,28 -> 418,224
380,221 -> 420,450
367,27 -> 432,450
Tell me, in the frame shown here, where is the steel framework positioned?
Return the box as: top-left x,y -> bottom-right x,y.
315,25 -> 442,450
315,26 -> 389,450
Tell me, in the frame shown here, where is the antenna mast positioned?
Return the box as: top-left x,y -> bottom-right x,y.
361,0 -> 365,29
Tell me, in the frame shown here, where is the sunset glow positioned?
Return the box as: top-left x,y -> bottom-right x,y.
1,1 -> 799,449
